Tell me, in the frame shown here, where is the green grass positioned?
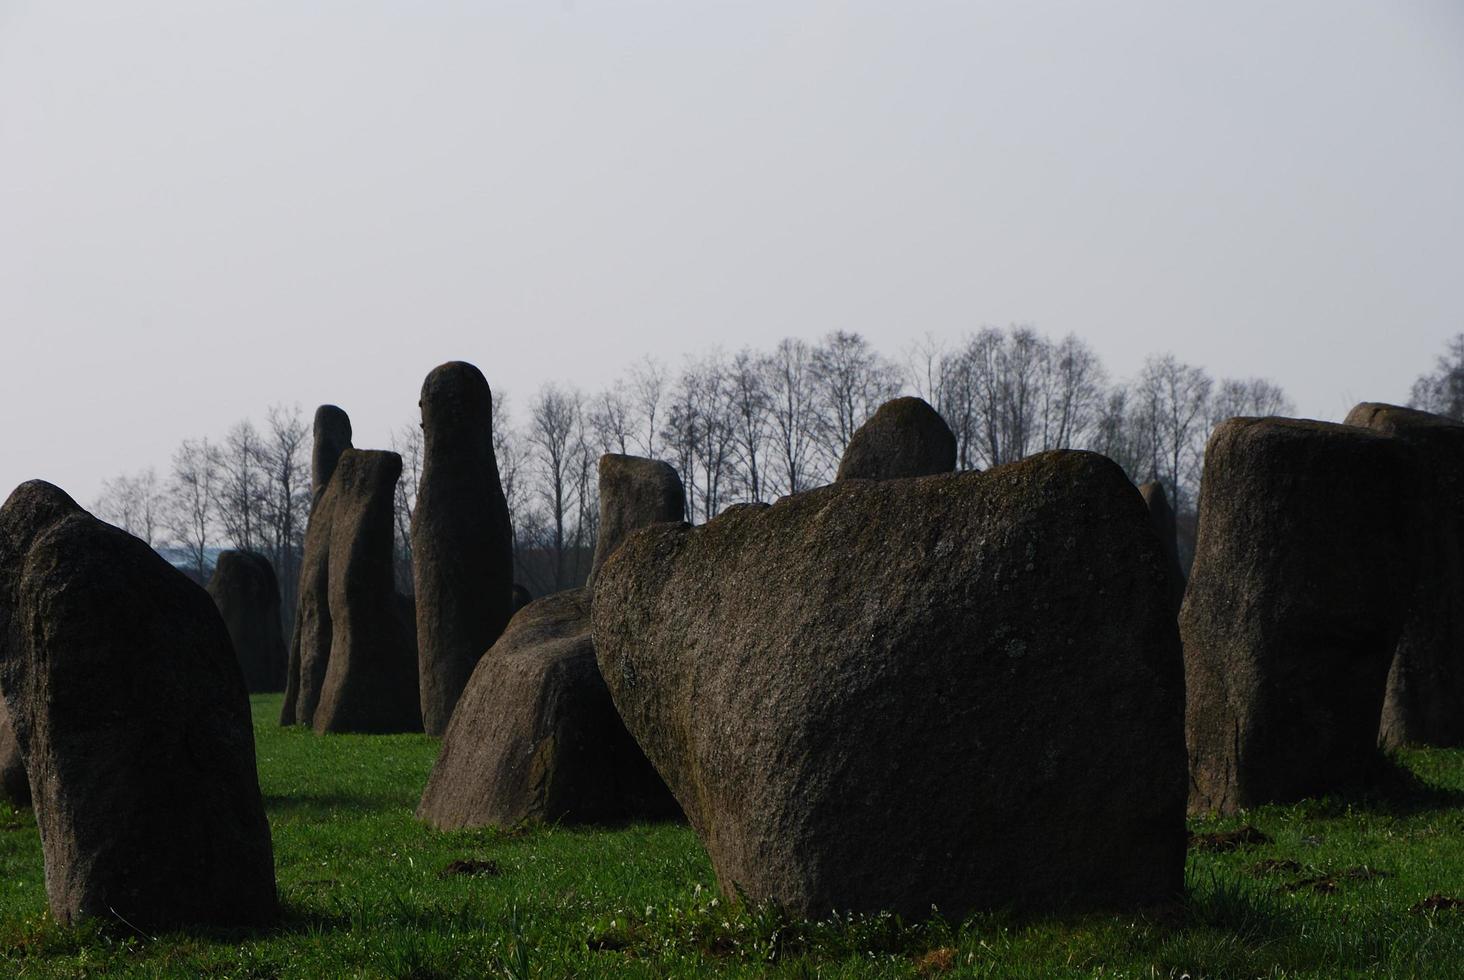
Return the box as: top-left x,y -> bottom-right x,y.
3,696 -> 1464,977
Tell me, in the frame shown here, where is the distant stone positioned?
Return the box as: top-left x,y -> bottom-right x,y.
511,584 -> 533,614
0,481 -> 277,929
313,450 -> 422,734
411,362 -> 514,736
593,451 -> 1186,919
1345,402 -> 1464,748
282,404 -> 353,725
1138,481 -> 1186,614
416,589 -> 677,829
311,404 -> 352,503
587,454 -> 685,591
0,700 -> 28,808
835,397 -> 957,482
208,550 -> 287,693
1183,418 -> 1422,815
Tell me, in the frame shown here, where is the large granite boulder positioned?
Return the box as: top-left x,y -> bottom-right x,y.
313,450 -> 422,734
1345,402 -> 1464,748
416,589 -> 677,829
0,700 -> 29,808
586,454 -> 685,591
1138,481 -> 1186,614
1183,418 -> 1422,815
282,404 -> 353,725
208,550 -> 287,692
592,451 -> 1186,919
0,481 -> 277,929
412,361 -> 514,736
835,396 -> 957,482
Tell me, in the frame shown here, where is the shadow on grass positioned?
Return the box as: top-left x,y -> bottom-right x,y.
1294,753 -> 1464,818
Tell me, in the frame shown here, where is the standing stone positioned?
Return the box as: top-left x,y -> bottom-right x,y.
282,476 -> 339,726
835,397 -> 957,482
208,550 -> 287,693
587,454 -> 685,591
1345,402 -> 1464,748
593,451 -> 1186,919
281,404 -> 353,725
0,481 -> 277,929
313,450 -> 422,734
416,589 -> 678,829
411,362 -> 513,736
1138,481 -> 1186,614
311,404 -> 353,504
1183,418 -> 1422,815
0,700 -> 29,808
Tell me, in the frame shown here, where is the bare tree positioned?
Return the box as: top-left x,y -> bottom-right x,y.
389,421 -> 425,594
1209,377 -> 1295,428
1090,386 -> 1148,482
1135,354 -> 1213,513
166,437 -> 223,578
588,383 -> 634,456
1410,334 -> 1464,420
259,404 -> 310,620
217,420 -> 266,552
727,349 -> 772,502
94,467 -> 165,546
1037,334 -> 1106,452
809,330 -> 901,469
629,356 -> 667,458
763,338 -> 820,496
529,384 -> 584,591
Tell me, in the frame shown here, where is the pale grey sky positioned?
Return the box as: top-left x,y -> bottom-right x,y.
2,1 -> 1461,503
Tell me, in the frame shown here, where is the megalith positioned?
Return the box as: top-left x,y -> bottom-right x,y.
411,362 -> 514,736
586,453 -> 685,591
1138,481 -> 1186,614
313,450 -> 422,734
1345,402 -> 1464,748
311,404 -> 352,504
834,396 -> 957,482
416,589 -> 677,829
208,550 -> 287,692
0,481 -> 277,929
1183,418 -> 1422,815
593,451 -> 1186,919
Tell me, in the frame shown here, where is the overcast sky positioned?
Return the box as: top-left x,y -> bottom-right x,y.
2,1 -> 1461,504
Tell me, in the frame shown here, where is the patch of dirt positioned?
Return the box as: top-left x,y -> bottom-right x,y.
587,933 -> 630,952
1412,894 -> 1464,913
1339,866 -> 1391,882
914,947 -> 956,976
1189,826 -> 1272,852
438,859 -> 502,879
1249,859 -> 1304,876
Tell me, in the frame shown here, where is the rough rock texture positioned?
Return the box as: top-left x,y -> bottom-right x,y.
311,404 -> 353,502
0,700 -> 29,808
313,450 -> 422,734
593,450 -> 1186,919
587,454 -> 685,591
281,404 -> 353,725
1183,418 -> 1422,815
281,476 -> 338,726
417,589 -> 678,829
834,397 -> 957,482
208,550 -> 287,693
0,481 -> 277,929
411,362 -> 514,736
1345,402 -> 1464,748
1138,481 -> 1186,614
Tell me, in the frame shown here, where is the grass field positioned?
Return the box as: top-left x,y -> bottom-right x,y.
2,695 -> 1464,977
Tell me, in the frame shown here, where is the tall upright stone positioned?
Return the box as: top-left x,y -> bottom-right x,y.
411,362 -> 513,736
1138,481 -> 1186,614
835,397 -> 957,482
593,452 -> 1186,919
1183,418 -> 1421,815
314,450 -> 422,734
282,404 -> 353,725
0,481 -> 277,929
1345,402 -> 1464,748
208,550 -> 287,692
587,454 -> 684,591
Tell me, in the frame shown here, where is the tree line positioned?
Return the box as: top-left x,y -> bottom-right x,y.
120,325 -> 1464,610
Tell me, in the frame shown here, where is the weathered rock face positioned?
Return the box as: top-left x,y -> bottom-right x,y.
1345,402 -> 1464,749
593,451 -> 1186,919
0,700 -> 29,808
0,481 -> 277,929
311,404 -> 352,502
1138,481 -> 1186,614
313,450 -> 422,734
208,550 -> 287,693
282,404 -> 353,725
411,362 -> 514,736
1183,418 -> 1422,815
417,589 -> 678,829
587,454 -> 685,592
834,397 -> 957,482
